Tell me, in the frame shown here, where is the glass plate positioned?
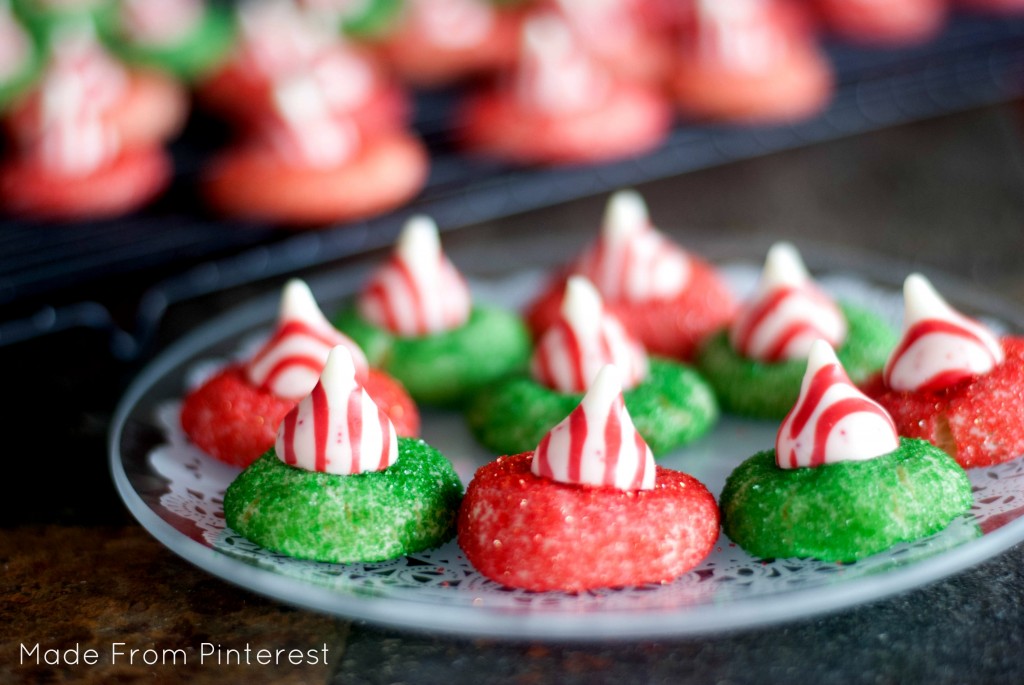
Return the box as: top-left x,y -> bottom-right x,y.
109,244 -> 1024,641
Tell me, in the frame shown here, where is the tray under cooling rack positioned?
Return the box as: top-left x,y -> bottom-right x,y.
2,11 -> 1023,359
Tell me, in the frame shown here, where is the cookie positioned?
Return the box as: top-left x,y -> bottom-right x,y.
862,274 -> 1024,468
180,280 -> 419,467
459,365 -> 719,591
523,190 -> 736,360
696,243 -> 894,419
458,12 -> 670,165
673,0 -> 832,123
335,216 -> 532,406
720,340 -> 972,562
225,347 -> 460,564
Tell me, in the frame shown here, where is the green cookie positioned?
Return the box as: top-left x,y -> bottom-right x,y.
224,438 -> 464,564
334,305 -> 532,408
466,358 -> 719,457
719,438 -> 973,562
695,302 -> 896,420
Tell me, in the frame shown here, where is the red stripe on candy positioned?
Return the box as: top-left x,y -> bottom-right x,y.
260,355 -> 323,392
567,409 -> 588,483
394,258 -> 426,335
364,281 -> 400,333
602,398 -> 622,486
630,430 -> 648,490
311,382 -> 330,471
347,389 -> 363,473
809,397 -> 896,467
787,364 -> 844,439
536,433 -> 555,480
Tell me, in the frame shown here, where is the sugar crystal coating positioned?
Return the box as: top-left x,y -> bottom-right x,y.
225,438 -> 463,564
720,439 -> 973,562
458,453 -> 719,592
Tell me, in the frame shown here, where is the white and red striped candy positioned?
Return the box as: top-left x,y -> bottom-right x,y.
247,279 -> 369,400
121,0 -> 204,46
407,0 -> 495,49
308,45 -> 375,114
555,0 -> 644,54
48,24 -> 129,115
729,242 -> 846,363
268,73 -> 361,169
516,12 -> 610,115
357,216 -> 472,336
691,0 -> 795,73
532,276 -> 648,393
235,0 -> 332,78
533,364 -> 655,490
572,190 -> 692,302
276,346 -> 398,475
776,340 -> 899,469
35,75 -> 121,177
883,274 -> 1004,393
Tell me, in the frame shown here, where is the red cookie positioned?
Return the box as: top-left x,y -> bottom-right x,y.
862,336 -> 1024,469
181,365 -> 420,468
0,147 -> 171,221
815,0 -> 947,45
375,3 -> 524,87
673,1 -> 832,124
459,82 -> 671,166
458,453 -> 720,592
197,62 -> 410,138
202,132 -> 428,227
7,70 -> 189,149
673,47 -> 832,124
525,258 -> 737,360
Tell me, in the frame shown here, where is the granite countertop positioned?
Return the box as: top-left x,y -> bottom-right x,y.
3,103 -> 1024,684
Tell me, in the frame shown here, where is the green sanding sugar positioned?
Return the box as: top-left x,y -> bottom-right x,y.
334,305 -> 532,407
695,302 -> 896,419
223,438 -> 464,564
719,438 -> 973,562
466,358 -> 719,457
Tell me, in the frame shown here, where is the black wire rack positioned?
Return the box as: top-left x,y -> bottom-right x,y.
2,11 -> 1023,360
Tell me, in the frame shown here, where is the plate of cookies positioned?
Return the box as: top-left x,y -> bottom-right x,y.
110,191 -> 1024,640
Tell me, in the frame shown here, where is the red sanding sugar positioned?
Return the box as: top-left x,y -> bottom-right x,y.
364,368 -> 421,438
180,366 -> 294,467
458,453 -> 720,592
181,365 -> 420,468
863,336 -> 1024,469
525,259 -> 736,361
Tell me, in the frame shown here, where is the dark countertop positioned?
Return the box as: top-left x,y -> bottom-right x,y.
3,102 -> 1024,684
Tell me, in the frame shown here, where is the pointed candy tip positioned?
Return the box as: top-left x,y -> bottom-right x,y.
762,242 -> 809,285
586,363 -> 624,401
397,215 -> 442,259
320,345 -> 358,390
562,276 -> 603,318
280,278 -> 321,318
805,338 -> 840,374
603,190 -> 649,241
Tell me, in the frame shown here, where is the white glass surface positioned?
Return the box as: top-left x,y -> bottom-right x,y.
109,252 -> 1024,641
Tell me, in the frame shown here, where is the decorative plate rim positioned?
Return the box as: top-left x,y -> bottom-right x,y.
109,244 -> 1024,641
